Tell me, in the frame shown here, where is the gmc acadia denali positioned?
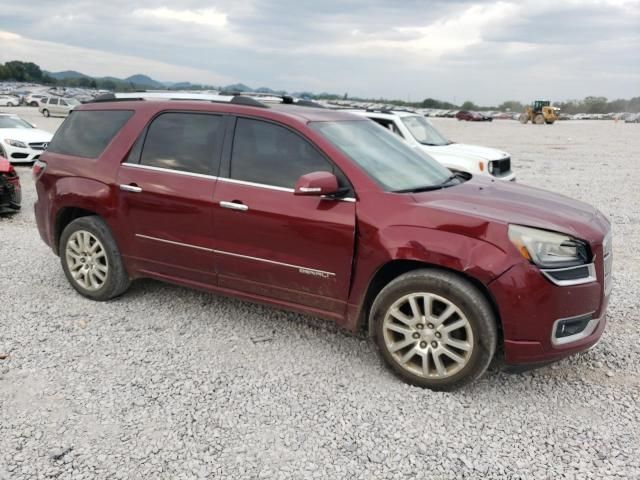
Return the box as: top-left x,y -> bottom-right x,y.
33,95 -> 612,390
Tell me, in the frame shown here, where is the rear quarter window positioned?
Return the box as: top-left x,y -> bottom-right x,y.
47,110 -> 133,159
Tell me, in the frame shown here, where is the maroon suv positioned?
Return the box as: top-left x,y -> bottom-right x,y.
33,96 -> 612,390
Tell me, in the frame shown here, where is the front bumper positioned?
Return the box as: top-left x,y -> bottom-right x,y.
489,261 -> 609,365
3,144 -> 47,164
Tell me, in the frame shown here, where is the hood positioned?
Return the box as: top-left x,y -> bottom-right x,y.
1,128 -> 53,143
426,143 -> 508,162
410,176 -> 608,244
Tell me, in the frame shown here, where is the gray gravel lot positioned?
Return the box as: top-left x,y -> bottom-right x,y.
1,106 -> 639,479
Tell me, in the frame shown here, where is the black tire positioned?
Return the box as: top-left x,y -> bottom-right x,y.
42,109 -> 50,117
370,269 -> 497,391
59,216 -> 130,301
533,114 -> 545,125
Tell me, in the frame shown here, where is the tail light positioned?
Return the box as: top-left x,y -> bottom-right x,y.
32,159 -> 47,181
6,163 -> 18,179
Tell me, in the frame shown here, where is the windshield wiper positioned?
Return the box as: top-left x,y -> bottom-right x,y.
393,174 -> 460,193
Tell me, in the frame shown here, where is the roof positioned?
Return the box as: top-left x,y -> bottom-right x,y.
79,94 -> 365,123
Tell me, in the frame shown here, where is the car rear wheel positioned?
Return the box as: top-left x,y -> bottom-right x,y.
60,216 -> 130,301
42,109 -> 50,117
371,269 -> 497,391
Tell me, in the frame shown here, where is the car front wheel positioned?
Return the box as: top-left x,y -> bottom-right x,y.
42,109 -> 50,117
371,269 -> 497,391
60,216 -> 130,301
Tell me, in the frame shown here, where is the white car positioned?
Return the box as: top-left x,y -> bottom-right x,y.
24,93 -> 47,107
0,95 -> 20,107
352,110 -> 516,181
0,114 -> 53,164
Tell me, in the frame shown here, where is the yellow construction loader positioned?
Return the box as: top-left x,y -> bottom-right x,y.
519,100 -> 558,124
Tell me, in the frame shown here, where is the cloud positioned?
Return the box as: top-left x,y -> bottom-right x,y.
0,0 -> 637,103
133,7 -> 228,28
0,30 -> 232,85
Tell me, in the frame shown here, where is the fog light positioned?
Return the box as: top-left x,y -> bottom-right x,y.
555,314 -> 592,338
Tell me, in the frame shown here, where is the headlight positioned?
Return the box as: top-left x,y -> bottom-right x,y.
4,139 -> 27,148
488,162 -> 494,174
508,225 -> 589,269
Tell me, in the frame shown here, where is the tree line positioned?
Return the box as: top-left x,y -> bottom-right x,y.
2,60 -> 639,113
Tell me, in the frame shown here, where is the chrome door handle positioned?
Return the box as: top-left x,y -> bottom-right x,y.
120,184 -> 142,193
220,201 -> 248,211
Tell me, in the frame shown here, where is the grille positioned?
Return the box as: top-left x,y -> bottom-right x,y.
490,157 -> 511,176
29,142 -> 49,150
603,232 -> 613,295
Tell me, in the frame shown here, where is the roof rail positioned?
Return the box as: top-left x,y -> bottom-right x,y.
86,91 -> 324,110
91,93 -> 146,103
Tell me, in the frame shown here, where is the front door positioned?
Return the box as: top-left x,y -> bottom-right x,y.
212,117 -> 356,317
116,111 -> 225,286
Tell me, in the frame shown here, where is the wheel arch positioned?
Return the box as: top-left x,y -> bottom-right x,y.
54,207 -> 100,255
357,259 -> 503,342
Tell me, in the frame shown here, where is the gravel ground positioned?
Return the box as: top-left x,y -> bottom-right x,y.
1,106 -> 639,479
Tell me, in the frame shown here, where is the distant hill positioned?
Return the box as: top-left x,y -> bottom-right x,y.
46,70 -> 90,80
124,74 -> 165,89
221,83 -> 252,92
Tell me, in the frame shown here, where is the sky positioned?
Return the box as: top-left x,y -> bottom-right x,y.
0,0 -> 638,104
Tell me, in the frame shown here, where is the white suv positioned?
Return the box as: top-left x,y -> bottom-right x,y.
352,110 -> 516,181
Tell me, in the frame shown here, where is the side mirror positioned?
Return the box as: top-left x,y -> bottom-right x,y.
294,171 -> 339,196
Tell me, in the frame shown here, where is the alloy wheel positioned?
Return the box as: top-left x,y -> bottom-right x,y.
382,292 -> 474,379
65,230 -> 109,291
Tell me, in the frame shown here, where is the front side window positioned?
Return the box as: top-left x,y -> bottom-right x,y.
139,112 -> 223,175
48,98 -> 59,105
310,120 -> 451,192
401,116 -> 450,146
230,118 -> 333,189
370,118 -> 404,138
47,110 -> 133,158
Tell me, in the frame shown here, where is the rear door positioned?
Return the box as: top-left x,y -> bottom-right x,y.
116,111 -> 226,286
59,99 -> 71,116
212,117 -> 356,316
47,97 -> 59,114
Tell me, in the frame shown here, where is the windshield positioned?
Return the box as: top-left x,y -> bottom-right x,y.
0,116 -> 33,129
310,120 -> 452,192
401,116 -> 450,146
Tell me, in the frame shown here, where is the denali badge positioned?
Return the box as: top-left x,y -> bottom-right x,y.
299,267 -> 332,278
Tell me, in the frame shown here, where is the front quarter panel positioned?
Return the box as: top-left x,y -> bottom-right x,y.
346,201 -> 516,330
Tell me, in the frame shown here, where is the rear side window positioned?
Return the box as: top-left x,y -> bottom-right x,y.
138,113 -> 223,175
48,110 -> 133,159
230,118 -> 333,188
